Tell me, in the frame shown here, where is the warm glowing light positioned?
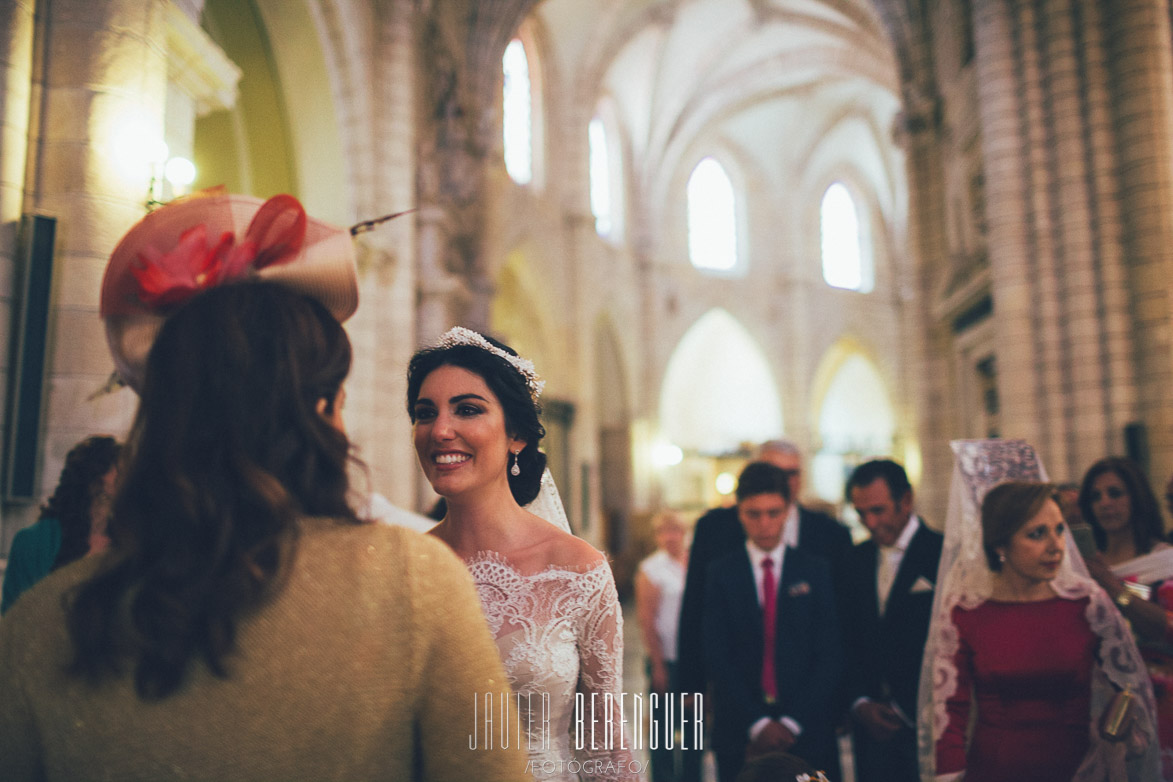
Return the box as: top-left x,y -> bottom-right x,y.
651,441 -> 684,467
715,472 -> 737,495
109,115 -> 167,183
164,157 -> 196,189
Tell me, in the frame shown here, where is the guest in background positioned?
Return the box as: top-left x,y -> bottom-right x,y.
1079,456 -> 1173,778
636,509 -> 690,782
1,435 -> 121,614
703,462 -> 841,781
1079,457 -> 1170,567
0,192 -> 523,781
934,480 -> 1156,780
921,439 -> 1159,782
678,439 -> 851,693
842,459 -> 941,782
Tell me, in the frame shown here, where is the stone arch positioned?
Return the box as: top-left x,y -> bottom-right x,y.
659,308 -> 783,454
808,337 -> 896,502
197,0 -> 350,223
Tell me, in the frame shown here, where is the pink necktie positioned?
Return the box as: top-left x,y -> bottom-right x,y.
761,556 -> 777,701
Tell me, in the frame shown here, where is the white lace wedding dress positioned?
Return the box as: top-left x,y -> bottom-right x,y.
466,550 -> 639,781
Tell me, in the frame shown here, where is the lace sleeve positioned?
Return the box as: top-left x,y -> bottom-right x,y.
574,564 -> 640,781
936,607 -> 972,775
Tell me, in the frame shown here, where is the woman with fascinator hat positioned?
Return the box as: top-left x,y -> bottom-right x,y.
0,190 -> 525,781
407,329 -> 640,781
918,439 -> 1159,782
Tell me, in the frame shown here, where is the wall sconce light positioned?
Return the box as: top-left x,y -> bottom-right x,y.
105,114 -> 197,211
146,149 -> 197,211
715,471 -> 736,496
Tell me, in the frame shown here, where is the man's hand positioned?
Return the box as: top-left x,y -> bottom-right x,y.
747,720 -> 796,759
853,700 -> 904,743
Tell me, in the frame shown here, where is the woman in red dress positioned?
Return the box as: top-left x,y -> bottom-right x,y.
935,481 -> 1095,781
920,440 -> 1159,782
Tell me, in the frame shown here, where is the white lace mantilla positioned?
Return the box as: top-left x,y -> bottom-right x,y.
466,551 -> 639,781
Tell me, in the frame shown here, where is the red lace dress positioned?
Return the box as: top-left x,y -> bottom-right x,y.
936,596 -> 1096,782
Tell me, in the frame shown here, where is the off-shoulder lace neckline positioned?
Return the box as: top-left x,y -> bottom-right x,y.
463,548 -> 609,579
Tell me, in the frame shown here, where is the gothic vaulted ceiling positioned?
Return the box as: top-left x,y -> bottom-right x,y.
535,0 -> 904,241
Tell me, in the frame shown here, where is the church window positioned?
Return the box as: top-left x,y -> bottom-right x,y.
687,157 -> 737,272
503,38 -> 532,185
589,117 -> 612,236
820,182 -> 870,291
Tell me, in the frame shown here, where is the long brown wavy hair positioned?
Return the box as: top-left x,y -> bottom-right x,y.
67,282 -> 359,699
1078,456 -> 1167,555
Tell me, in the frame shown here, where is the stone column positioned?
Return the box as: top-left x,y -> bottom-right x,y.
0,0 -> 37,542
1101,0 -> 1173,485
24,0 -> 168,511
360,0 -> 421,510
971,0 -> 1047,453
897,88 -> 954,517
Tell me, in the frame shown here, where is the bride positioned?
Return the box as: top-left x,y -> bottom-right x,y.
407,327 -> 639,782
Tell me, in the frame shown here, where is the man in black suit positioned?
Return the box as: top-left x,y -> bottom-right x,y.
703,462 -> 841,782
843,459 -> 943,782
678,440 -> 852,700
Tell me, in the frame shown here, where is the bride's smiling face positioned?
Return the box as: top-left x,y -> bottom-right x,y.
412,364 -> 525,499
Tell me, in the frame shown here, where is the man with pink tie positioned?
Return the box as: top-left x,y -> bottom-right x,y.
702,462 -> 842,782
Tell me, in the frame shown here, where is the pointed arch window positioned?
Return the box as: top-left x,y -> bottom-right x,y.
820,182 -> 871,291
589,117 -> 612,236
688,157 -> 737,272
503,38 -> 532,185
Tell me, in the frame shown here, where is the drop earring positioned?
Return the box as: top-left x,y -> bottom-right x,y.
510,450 -> 521,477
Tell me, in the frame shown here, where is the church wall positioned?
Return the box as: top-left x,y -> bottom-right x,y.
908,0 -> 1173,523
7,0 -> 1173,554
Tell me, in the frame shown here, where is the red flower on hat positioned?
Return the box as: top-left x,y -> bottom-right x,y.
130,194 -> 307,310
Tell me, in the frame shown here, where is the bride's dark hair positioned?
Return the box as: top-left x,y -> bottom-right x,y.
407,333 -> 547,505
66,282 -> 360,699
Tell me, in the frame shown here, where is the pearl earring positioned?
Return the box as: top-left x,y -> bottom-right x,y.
510,451 -> 521,477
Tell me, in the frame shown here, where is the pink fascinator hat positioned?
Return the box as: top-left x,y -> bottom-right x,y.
100,188 -> 358,392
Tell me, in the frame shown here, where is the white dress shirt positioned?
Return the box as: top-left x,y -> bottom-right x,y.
781,502 -> 801,548
877,514 -> 920,615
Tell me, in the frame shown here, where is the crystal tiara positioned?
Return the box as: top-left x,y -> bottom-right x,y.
434,326 -> 545,400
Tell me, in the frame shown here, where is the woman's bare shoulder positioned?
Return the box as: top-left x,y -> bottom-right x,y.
538,527 -> 606,571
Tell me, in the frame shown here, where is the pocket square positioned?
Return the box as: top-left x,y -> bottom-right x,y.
787,581 -> 812,597
910,576 -> 935,594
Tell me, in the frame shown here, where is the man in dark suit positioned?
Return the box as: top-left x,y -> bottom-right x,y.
703,462 -> 841,782
843,459 -> 943,782
678,441 -> 852,694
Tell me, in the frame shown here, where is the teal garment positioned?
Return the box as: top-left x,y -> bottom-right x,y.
1,518 -> 61,615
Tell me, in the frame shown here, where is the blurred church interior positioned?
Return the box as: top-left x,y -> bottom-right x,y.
2,0 -> 1171,579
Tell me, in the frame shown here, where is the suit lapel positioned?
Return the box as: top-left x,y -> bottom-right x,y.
859,540 -> 880,618
777,548 -> 803,635
885,524 -> 927,616
727,548 -> 763,638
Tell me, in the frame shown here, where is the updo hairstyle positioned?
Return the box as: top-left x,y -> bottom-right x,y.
406,333 -> 547,505
981,481 -> 1057,571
